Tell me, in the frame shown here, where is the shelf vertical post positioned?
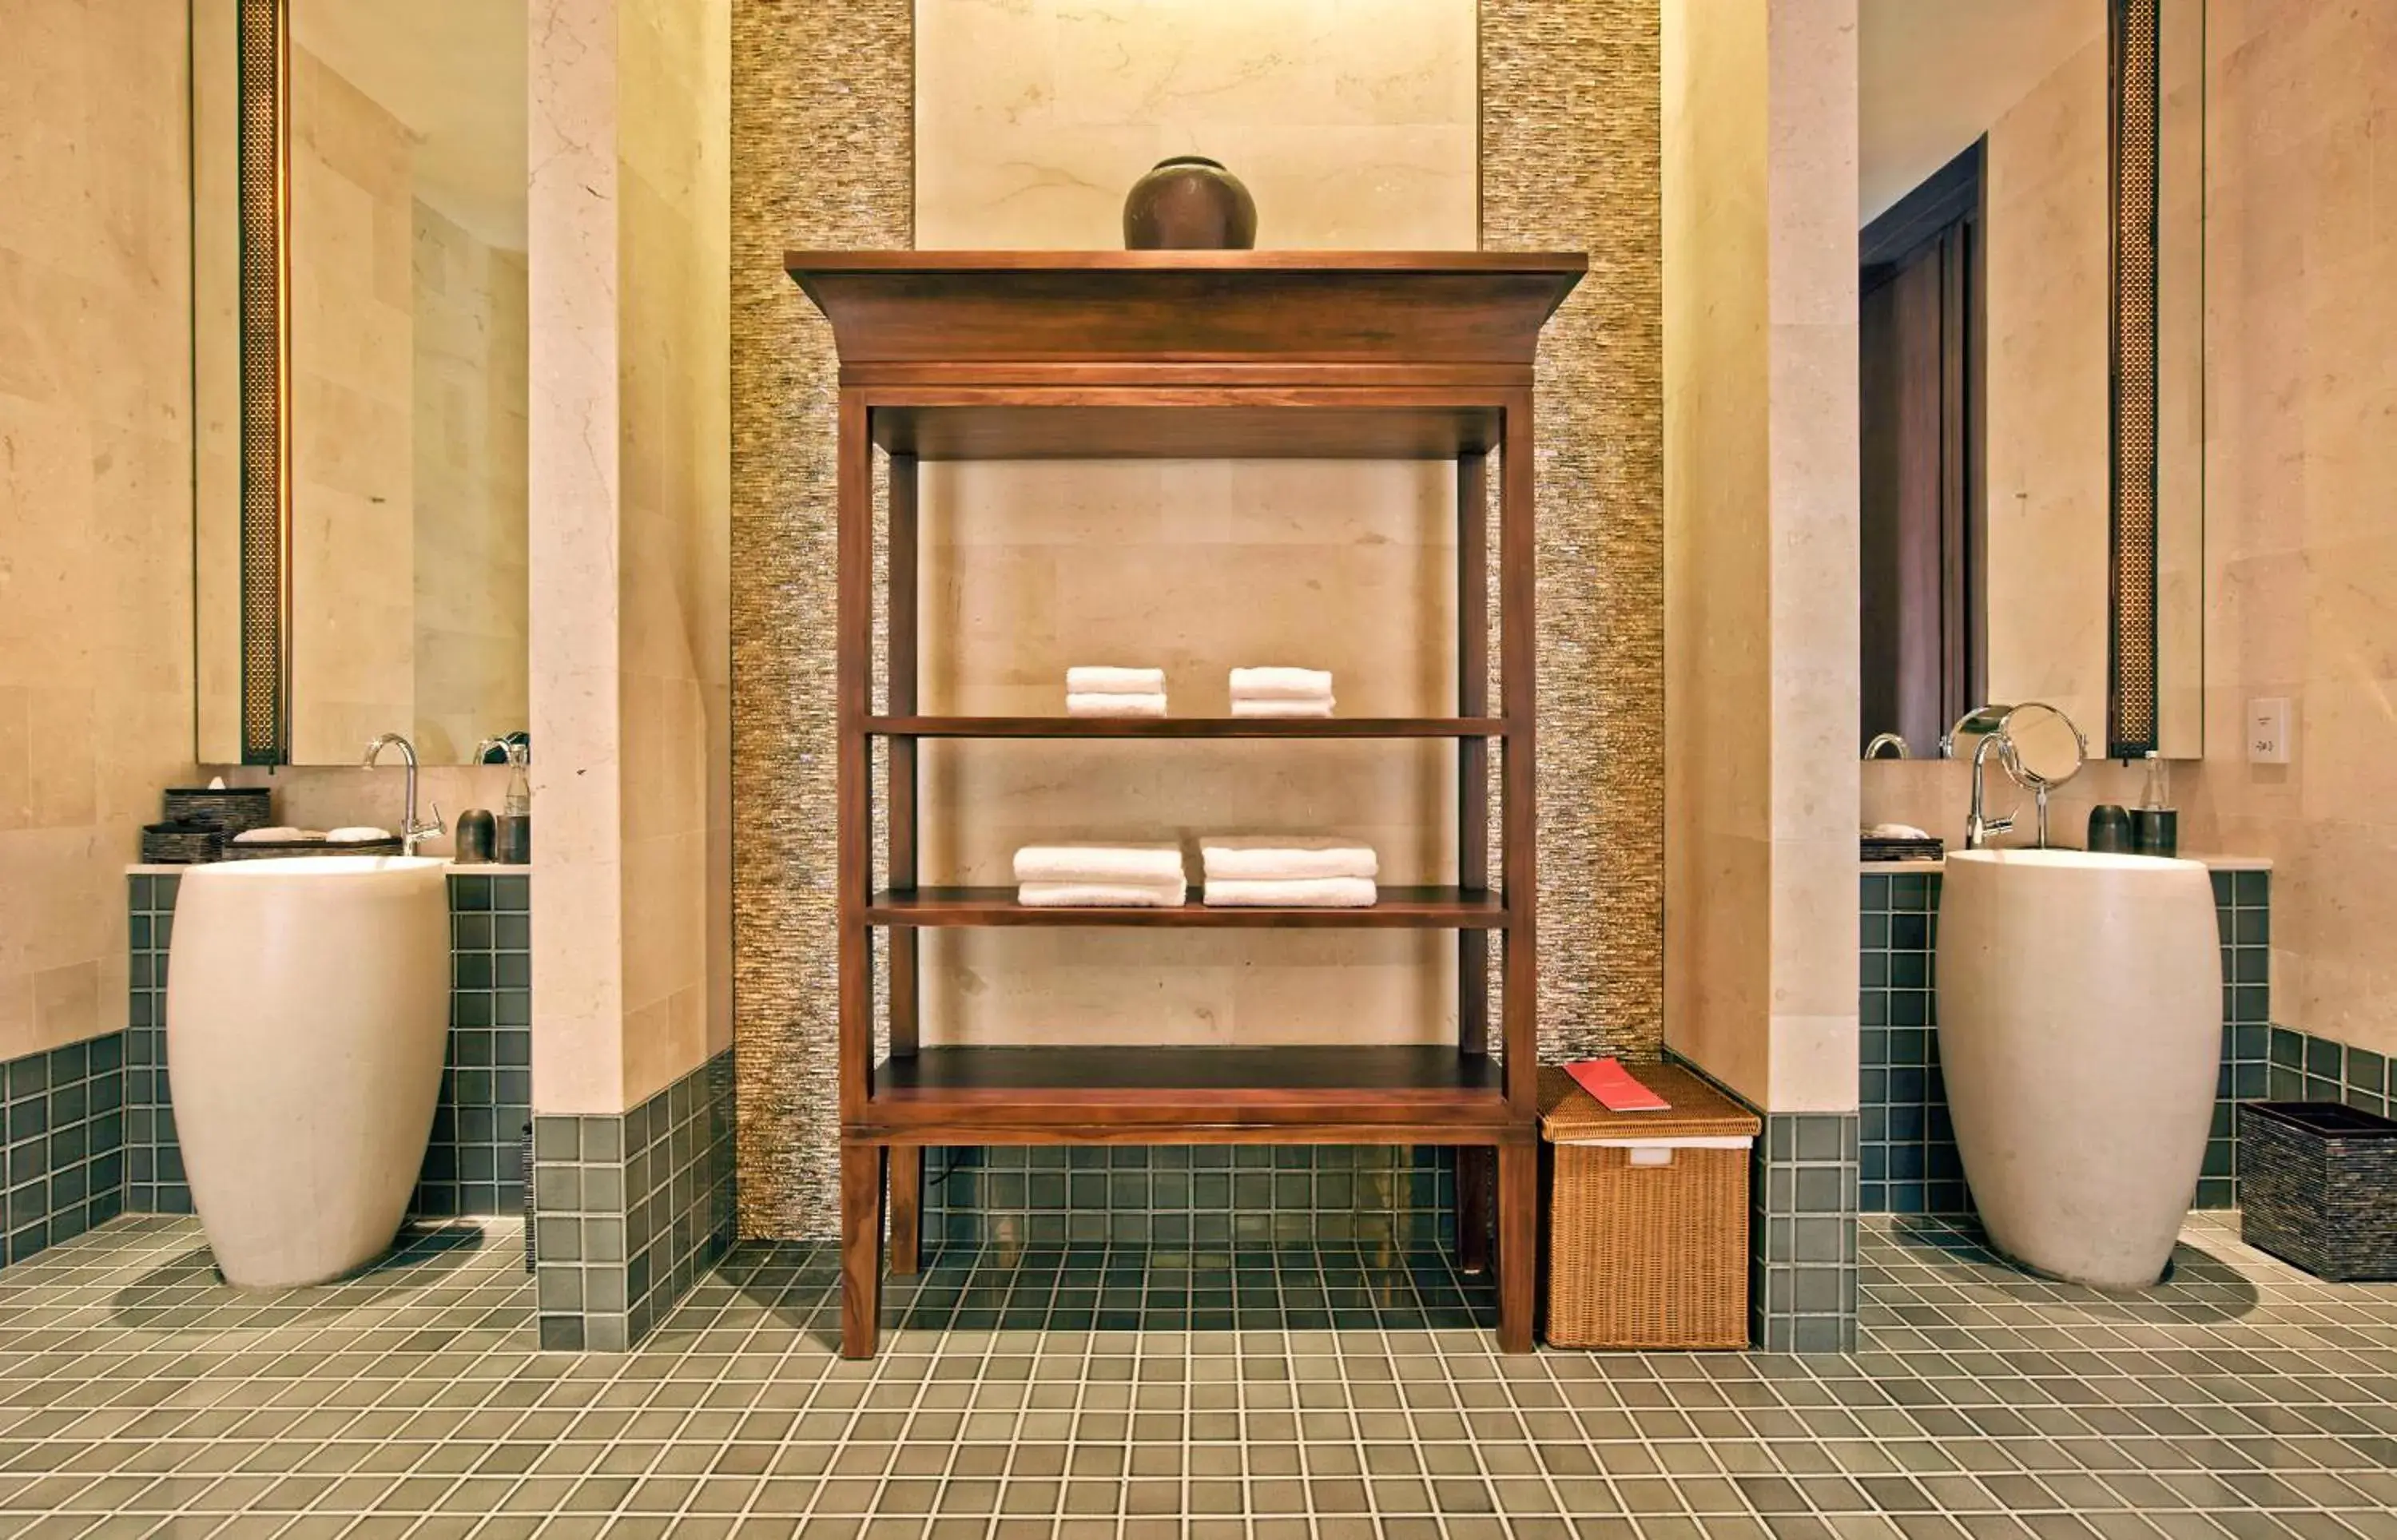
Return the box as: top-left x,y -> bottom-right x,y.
888,450 -> 923,1274
1498,391 -> 1540,1355
1500,393 -> 1539,1117
837,388 -> 882,1353
1456,447 -> 1493,1274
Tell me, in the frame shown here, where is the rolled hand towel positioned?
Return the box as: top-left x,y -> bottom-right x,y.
1067,665 -> 1167,695
1202,876 -> 1379,908
1067,692 -> 1168,718
326,826 -> 397,843
1013,843 -> 1187,885
1230,697 -> 1334,718
1230,666 -> 1334,701
231,827 -> 315,843
1019,879 -> 1187,908
1201,837 -> 1378,881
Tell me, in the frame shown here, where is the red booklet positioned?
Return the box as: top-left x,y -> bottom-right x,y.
1564,1058 -> 1672,1112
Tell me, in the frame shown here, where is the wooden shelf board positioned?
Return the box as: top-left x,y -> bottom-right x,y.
865,715 -> 1505,739
868,886 -> 1507,929
863,1046 -> 1511,1133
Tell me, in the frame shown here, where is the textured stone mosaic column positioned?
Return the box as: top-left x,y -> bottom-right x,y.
728,0 -> 912,1238
1481,0 -> 1668,1059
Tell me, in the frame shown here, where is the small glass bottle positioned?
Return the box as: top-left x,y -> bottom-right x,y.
2133,751 -> 2177,857
479,736 -> 533,865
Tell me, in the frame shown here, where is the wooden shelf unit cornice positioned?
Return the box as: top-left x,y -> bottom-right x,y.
795,250 -> 1580,1361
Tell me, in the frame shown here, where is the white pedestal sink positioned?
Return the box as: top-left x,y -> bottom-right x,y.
165,856 -> 451,1288
1935,849 -> 2222,1290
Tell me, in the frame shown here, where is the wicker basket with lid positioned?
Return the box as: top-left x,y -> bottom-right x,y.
1540,1062 -> 1761,1349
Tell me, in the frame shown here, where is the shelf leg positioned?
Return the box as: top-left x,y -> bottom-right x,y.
888,1145 -> 923,1276
840,1141 -> 884,1359
1497,1139 -> 1537,1353
1455,1146 -> 1491,1275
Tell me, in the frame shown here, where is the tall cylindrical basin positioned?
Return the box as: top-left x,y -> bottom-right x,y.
1935,849 -> 2221,1289
166,855 -> 451,1287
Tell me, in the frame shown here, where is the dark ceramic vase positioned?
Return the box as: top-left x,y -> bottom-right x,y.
1122,156 -> 1258,250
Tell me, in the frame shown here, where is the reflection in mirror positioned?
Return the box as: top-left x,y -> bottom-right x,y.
194,0 -> 529,765
1856,0 -> 2204,760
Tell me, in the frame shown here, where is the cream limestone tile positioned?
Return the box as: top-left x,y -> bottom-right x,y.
923,930 -> 1238,1049
32,960 -> 100,1050
1770,832 -> 1858,1027
622,827 -> 709,1022
25,689 -> 96,831
1770,1015 -> 1862,1115
0,689 -> 26,833
1661,825 -> 1771,1109
915,0 -> 1474,250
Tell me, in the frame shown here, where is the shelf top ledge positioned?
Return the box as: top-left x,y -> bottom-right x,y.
786,249 -> 1589,372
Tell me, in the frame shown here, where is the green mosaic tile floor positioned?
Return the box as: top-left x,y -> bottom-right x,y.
2,1215 -> 2395,1538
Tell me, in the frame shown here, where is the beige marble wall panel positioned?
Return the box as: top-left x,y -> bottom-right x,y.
2176,1 -> 2397,1058
1763,0 -> 1861,1110
617,0 -> 733,1101
412,206 -> 531,764
0,0 -> 197,1062
1982,34 -> 2109,745
1663,0 -> 1858,1113
912,9 -> 1474,1058
914,0 -> 1476,250
285,43 -> 419,766
529,0 -> 630,1116
1662,0 -> 1771,1105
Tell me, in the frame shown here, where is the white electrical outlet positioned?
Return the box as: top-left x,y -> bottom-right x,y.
2248,697 -> 2292,764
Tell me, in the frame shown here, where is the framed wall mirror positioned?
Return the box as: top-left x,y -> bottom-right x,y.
193,0 -> 529,765
1856,0 -> 2204,760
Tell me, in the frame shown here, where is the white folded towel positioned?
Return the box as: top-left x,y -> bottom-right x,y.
1202,877 -> 1378,908
1013,843 -> 1187,885
1067,665 -> 1167,695
1230,697 -> 1334,718
327,826 -> 396,843
1230,667 -> 1334,701
1201,837 -> 1378,881
1067,692 -> 1168,718
1018,879 -> 1187,908
231,827 -> 314,843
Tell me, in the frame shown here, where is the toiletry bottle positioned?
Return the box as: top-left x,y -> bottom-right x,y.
2132,751 -> 2178,857
497,745 -> 532,864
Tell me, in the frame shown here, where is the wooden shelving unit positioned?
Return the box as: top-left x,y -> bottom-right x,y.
789,250 -> 1585,1358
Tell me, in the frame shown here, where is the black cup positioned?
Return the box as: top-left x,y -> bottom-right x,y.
2088,804 -> 2134,854
2132,807 -> 2179,858
454,808 -> 497,864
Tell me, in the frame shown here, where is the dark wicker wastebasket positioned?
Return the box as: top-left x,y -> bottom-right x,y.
2237,1101 -> 2397,1281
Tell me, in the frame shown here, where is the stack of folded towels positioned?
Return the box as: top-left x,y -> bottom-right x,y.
1229,666 -> 1334,718
1013,843 -> 1187,907
1067,665 -> 1167,719
1200,836 -> 1378,907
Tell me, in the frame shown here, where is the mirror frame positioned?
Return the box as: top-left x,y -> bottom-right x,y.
232,0 -> 291,764
2107,0 -> 2160,758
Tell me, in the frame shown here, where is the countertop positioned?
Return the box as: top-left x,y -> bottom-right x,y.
1858,851 -> 2270,873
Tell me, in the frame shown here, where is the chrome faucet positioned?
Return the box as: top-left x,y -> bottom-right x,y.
1965,729 -> 2017,850
1863,732 -> 1911,760
363,732 -> 445,856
